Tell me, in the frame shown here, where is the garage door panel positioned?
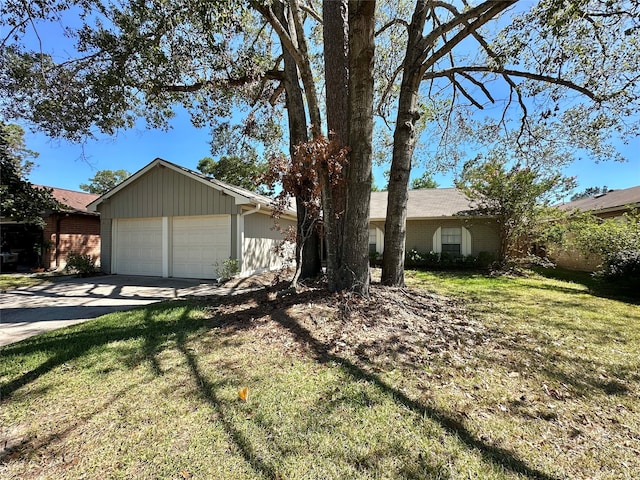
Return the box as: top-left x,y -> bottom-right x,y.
114,218 -> 162,276
172,215 -> 231,279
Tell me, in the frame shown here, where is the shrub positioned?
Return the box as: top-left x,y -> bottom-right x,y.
65,253 -> 96,277
403,249 -> 495,271
215,258 -> 240,281
566,210 -> 640,282
476,251 -> 497,269
602,249 -> 640,281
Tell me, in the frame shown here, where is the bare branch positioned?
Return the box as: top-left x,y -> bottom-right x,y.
269,83 -> 286,105
375,18 -> 409,37
450,75 -> 484,109
420,2 -> 516,74
299,3 -> 322,23
21,0 -> 47,85
1,18 -> 29,49
423,66 -> 600,101
458,71 -> 495,103
249,0 -> 305,67
376,63 -> 403,118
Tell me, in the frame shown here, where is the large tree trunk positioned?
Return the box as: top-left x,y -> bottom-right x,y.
275,0 -> 322,280
321,0 -> 375,295
322,0 -> 349,291
338,0 -> 375,295
381,1 -> 429,287
380,73 -> 423,287
382,0 -> 515,286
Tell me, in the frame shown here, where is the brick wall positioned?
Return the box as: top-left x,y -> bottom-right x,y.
43,214 -> 101,269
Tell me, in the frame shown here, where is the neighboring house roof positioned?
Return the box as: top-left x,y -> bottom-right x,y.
370,188 -> 478,220
87,158 -> 295,216
557,185 -> 640,215
38,186 -> 100,216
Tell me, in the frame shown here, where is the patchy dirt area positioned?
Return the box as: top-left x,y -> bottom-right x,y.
212,269 -> 489,374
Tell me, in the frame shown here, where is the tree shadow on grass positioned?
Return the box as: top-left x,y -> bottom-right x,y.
483,336 -> 639,398
0,384 -> 136,465
0,301 -> 208,399
533,267 -> 640,304
264,303 -> 559,480
173,330 -> 280,480
2,288 -> 561,479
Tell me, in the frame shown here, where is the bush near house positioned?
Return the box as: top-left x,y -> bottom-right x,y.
403,249 -> 496,270
564,209 -> 640,283
65,252 -> 97,277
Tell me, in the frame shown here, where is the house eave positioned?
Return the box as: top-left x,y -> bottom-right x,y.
369,214 -> 493,222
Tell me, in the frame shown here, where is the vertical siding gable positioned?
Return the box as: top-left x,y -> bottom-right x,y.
105,165 -> 239,218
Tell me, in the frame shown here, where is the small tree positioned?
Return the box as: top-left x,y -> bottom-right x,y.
0,123 -> 59,226
264,135 -> 349,289
570,186 -> 610,201
410,172 -> 438,190
456,152 -> 575,263
80,169 -> 131,194
197,155 -> 271,196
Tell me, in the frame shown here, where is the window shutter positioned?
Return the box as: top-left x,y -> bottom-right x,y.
432,227 -> 442,253
461,226 -> 472,256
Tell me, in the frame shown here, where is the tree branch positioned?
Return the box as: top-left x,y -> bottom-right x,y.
376,63 -> 403,118
249,0 -> 305,68
299,3 -> 322,23
423,66 -> 600,101
450,74 -> 484,109
375,18 -> 409,37
420,2 -> 516,74
458,70 -> 495,103
1,18 -> 29,49
157,69 -> 285,93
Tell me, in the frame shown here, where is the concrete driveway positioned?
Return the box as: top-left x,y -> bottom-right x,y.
0,275 -> 230,346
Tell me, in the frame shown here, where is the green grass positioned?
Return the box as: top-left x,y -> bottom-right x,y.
1,272 -> 639,479
0,274 -> 47,291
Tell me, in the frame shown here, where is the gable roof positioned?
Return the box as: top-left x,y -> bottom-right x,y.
87,158 -> 294,215
557,185 -> 640,214
37,186 -> 100,215
370,188 -> 478,220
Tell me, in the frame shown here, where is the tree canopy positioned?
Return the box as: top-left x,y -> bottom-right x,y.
197,155 -> 271,195
570,186 -> 611,201
456,150 -> 575,262
410,172 -> 438,190
0,123 -> 59,225
79,169 -> 131,194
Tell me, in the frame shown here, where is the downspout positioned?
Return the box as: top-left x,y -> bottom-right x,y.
55,215 -> 62,269
241,203 -> 262,217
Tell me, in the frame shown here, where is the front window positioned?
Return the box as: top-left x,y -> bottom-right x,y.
441,227 -> 462,256
369,228 -> 377,253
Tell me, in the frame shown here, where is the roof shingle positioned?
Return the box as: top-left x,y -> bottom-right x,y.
557,185 -> 640,213
42,187 -> 100,214
370,188 -> 477,219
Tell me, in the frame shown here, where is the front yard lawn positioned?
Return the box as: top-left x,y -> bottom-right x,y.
0,274 -> 47,291
1,270 -> 638,479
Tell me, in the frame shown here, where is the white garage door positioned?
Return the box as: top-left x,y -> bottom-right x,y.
172,215 -> 231,279
114,217 -> 163,276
